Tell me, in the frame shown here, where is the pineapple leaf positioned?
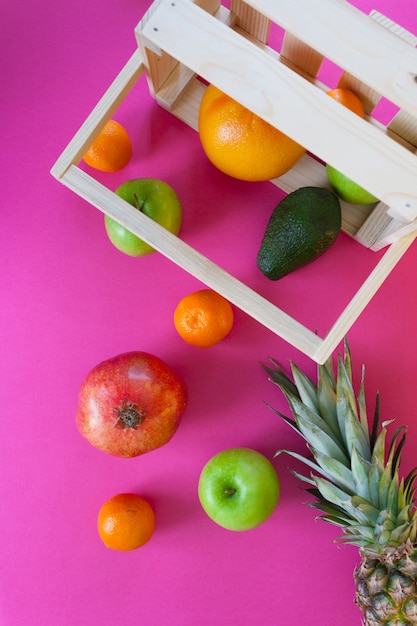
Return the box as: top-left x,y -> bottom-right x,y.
310,510 -> 355,527
309,445 -> 355,494
370,391 -> 381,450
263,340 -> 417,551
305,488 -> 355,521
404,467 -> 417,501
312,476 -> 350,508
317,364 -> 344,445
319,514 -> 350,527
390,522 -> 413,544
350,446 -> 372,500
313,477 -> 375,526
343,336 -> 353,381
274,449 -> 323,483
295,411 -> 350,466
336,356 -> 359,449
378,463 -> 395,511
307,500 -> 354,524
389,426 -> 407,478
343,400 -> 371,462
398,478 -> 407,511
337,534 -> 369,547
350,495 -> 381,525
370,423 -> 389,473
387,471 -> 400,517
290,469 -> 317,487
357,365 -> 370,442
263,360 -> 299,398
339,524 -> 375,542
367,462 -> 382,508
290,362 -> 319,414
304,489 -> 370,532
263,402 -> 298,432
397,504 -> 414,526
322,351 -> 336,388
376,427 -> 407,510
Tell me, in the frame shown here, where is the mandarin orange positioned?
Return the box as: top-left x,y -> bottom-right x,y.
326,88 -> 365,117
174,289 -> 234,348
97,493 -> 155,551
83,119 -> 132,172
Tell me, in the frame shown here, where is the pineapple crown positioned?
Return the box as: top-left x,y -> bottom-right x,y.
264,339 -> 417,551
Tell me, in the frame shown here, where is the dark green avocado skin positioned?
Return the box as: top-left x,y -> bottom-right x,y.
257,186 -> 341,280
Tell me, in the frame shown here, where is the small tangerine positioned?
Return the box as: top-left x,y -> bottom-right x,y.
326,88 -> 365,117
174,289 -> 234,348
97,493 -> 155,551
83,119 -> 132,172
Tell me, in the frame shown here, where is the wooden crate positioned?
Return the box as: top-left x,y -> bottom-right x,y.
51,0 -> 417,363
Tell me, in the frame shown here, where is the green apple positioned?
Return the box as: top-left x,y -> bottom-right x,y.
198,447 -> 280,531
105,178 -> 182,256
326,164 -> 378,205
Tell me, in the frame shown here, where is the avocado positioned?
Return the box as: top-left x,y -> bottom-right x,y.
257,186 -> 341,280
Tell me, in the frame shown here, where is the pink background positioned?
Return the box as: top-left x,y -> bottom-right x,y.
2,1 -> 417,624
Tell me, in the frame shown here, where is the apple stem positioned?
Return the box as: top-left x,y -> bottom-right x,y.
224,488 -> 236,497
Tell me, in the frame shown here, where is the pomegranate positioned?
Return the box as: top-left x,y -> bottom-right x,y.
75,351 -> 187,457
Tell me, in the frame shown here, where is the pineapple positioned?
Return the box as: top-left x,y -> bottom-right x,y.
263,339 -> 417,625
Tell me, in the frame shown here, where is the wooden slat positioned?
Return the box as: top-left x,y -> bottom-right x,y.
60,164 -> 324,360
57,164 -> 417,364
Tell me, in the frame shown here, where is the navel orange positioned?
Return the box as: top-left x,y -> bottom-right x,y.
198,85 -> 305,182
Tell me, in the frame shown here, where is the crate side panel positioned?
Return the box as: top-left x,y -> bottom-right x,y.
140,0 -> 417,221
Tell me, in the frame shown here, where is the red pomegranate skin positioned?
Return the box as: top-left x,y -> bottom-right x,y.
75,351 -> 187,457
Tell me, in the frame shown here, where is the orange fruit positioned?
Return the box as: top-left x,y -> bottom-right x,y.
198,84 -> 305,182
174,289 -> 234,348
83,119 -> 132,172
326,88 -> 365,117
97,493 -> 155,551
